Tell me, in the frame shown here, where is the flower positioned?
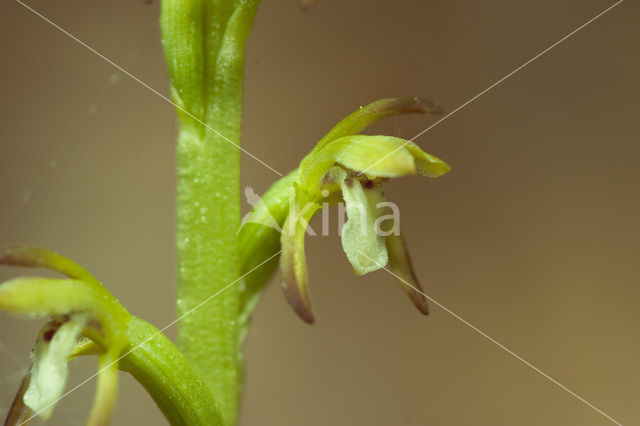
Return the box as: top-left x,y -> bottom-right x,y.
237,97 -> 450,324
0,246 -> 129,425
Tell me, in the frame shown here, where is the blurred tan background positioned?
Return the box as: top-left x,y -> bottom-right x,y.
1,0 -> 638,425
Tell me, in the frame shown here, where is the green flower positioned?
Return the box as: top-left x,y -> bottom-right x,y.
238,97 -> 450,324
0,246 -> 130,425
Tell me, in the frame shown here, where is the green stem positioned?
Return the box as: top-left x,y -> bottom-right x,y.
162,1 -> 260,424
120,317 -> 223,426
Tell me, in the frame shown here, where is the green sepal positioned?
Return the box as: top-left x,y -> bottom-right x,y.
298,134 -> 451,193
298,135 -> 418,193
0,246 -> 107,294
87,349 -> 120,426
237,170 -> 298,329
403,141 -> 451,177
385,232 -> 430,315
0,277 -> 128,346
279,184 -> 321,324
315,97 -> 442,151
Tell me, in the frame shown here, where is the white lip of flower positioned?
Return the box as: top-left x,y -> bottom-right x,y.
24,314 -> 88,419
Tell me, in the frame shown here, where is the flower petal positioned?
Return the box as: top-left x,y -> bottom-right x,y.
4,367 -> 33,425
0,276 -> 130,363
334,136 -> 417,178
298,135 -> 417,192
87,350 -> 119,426
279,186 -> 321,323
403,141 -> 451,178
24,315 -> 87,419
0,277 -> 116,324
340,177 -> 388,275
385,232 -> 429,315
0,246 -> 119,312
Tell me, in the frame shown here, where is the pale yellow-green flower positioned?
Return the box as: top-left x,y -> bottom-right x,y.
238,97 -> 450,324
0,246 -> 130,425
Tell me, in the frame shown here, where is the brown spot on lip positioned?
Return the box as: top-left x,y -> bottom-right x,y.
321,171 -> 335,186
344,178 -> 354,188
362,180 -> 374,189
43,329 -> 56,342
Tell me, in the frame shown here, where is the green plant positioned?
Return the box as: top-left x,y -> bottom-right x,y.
1,1 -> 449,425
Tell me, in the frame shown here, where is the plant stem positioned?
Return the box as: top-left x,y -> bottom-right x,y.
175,120 -> 242,425
120,317 -> 224,426
162,1 -> 260,424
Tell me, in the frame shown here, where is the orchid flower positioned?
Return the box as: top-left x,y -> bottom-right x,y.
238,97 -> 450,324
0,246 -> 130,426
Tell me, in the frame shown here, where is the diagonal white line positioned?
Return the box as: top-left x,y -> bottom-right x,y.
358,0 -> 624,177
19,250 -> 282,425
14,0 -> 284,177
357,250 -> 623,425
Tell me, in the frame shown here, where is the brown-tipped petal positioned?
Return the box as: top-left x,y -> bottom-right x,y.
4,369 -> 33,426
385,232 -> 429,315
279,198 -> 321,324
0,246 -> 99,286
318,97 -> 443,149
